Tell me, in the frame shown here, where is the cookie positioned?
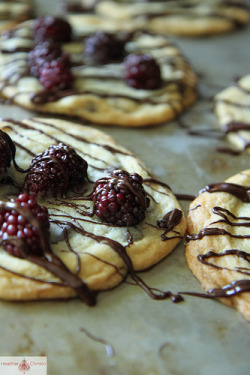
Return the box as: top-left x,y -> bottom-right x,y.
214,74 -> 250,153
0,0 -> 32,33
186,170 -> 250,321
0,17 -> 197,127
0,117 -> 186,303
88,0 -> 250,37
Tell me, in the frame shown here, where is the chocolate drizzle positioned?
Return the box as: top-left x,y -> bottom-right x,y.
198,249 -> 250,275
157,209 -> 183,240
186,177 -> 250,303
0,22 -> 197,127
0,119 -> 188,305
223,121 -> 250,134
180,279 -> 250,300
80,326 -> 115,358
1,118 -> 249,308
200,182 -> 250,202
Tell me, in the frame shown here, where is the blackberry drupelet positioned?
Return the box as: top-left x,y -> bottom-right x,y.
0,193 -> 49,258
84,31 -> 125,64
92,169 -> 150,226
32,15 -> 72,43
124,53 -> 162,89
23,143 -> 88,198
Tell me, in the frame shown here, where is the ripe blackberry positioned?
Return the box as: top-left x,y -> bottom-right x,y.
39,55 -> 73,90
0,193 -> 49,258
0,130 -> 16,180
92,169 -> 150,226
124,53 -> 162,90
84,31 -> 125,65
23,143 -> 88,198
32,15 -> 72,44
28,41 -> 63,78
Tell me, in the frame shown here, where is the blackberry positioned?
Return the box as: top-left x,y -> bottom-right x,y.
32,15 -> 72,44
84,31 -> 125,65
0,130 -> 16,180
0,193 -> 49,258
23,143 -> 88,198
28,41 -> 63,78
124,53 -> 162,90
92,169 -> 150,226
39,55 -> 73,90
0,129 -> 25,180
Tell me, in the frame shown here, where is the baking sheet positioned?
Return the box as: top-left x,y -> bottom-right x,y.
0,1 -> 250,374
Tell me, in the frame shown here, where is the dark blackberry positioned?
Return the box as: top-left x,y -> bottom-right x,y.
0,193 -> 49,258
0,130 -> 16,180
92,169 -> 150,226
23,143 -> 88,198
28,41 -> 63,78
32,15 -> 72,44
39,55 -> 73,90
124,53 -> 162,90
84,31 -> 125,65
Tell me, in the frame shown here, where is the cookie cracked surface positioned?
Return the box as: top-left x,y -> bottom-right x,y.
0,19 -> 197,127
186,170 -> 250,321
0,117 -> 186,302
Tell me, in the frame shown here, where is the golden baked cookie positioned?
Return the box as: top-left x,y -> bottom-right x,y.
86,0 -> 250,37
214,74 -> 250,153
186,170 -> 250,321
0,17 -> 197,127
0,0 -> 32,33
0,117 -> 186,303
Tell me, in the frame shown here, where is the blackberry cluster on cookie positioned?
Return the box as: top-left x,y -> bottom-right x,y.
28,16 -> 73,90
92,169 -> 150,226
0,193 -> 49,258
23,143 -> 89,198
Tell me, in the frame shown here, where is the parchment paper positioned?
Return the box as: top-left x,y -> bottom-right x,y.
0,1 -> 249,374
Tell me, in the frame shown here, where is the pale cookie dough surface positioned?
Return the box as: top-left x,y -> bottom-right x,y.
90,0 -> 250,37
0,19 -> 197,127
186,170 -> 250,321
214,74 -> 250,153
0,117 -> 186,301
0,0 -> 32,33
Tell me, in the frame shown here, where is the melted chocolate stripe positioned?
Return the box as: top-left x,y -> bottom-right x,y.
198,249 -> 250,276
30,86 -> 183,105
200,182 -> 250,202
3,124 -> 45,152
51,216 -> 185,302
212,206 -> 250,227
80,327 -> 115,358
0,264 -> 65,286
175,193 -> 196,201
186,227 -> 250,241
31,119 -> 133,157
84,252 -> 125,279
157,209 -> 183,240
62,226 -> 81,274
180,279 -> 250,299
223,121 -> 250,133
51,218 -> 134,270
5,120 -> 115,169
143,177 -> 172,192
